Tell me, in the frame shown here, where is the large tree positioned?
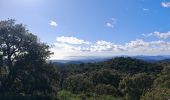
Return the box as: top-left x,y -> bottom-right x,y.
0,19 -> 59,97
0,19 -> 51,72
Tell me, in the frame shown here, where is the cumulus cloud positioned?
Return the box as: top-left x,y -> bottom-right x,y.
56,36 -> 91,45
142,31 -> 170,39
90,41 -> 114,52
106,18 -> 117,28
129,40 -> 170,53
89,40 -> 124,52
50,36 -> 170,59
161,2 -> 170,8
126,39 -> 148,49
49,20 -> 58,27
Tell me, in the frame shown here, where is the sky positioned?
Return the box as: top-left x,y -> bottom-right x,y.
1,0 -> 170,60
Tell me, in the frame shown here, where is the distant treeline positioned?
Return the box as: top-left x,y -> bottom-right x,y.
0,19 -> 170,100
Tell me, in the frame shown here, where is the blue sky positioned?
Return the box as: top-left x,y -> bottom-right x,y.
1,0 -> 170,59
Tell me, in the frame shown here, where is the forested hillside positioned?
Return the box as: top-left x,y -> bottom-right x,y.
0,19 -> 170,100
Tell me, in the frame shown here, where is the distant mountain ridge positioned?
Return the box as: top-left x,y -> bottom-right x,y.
133,55 -> 170,62
49,55 -> 170,64
49,57 -> 111,65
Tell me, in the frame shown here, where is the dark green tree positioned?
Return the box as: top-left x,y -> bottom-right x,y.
119,73 -> 154,100
63,74 -> 93,93
94,84 -> 118,96
91,69 -> 122,87
0,19 -> 58,98
153,66 -> 170,88
0,19 -> 51,72
141,88 -> 170,100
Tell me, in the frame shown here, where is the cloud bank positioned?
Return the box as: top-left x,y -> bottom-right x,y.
50,36 -> 170,59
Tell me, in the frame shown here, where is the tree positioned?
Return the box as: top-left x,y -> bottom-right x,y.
153,66 -> 170,88
94,84 -> 118,96
0,19 -> 51,72
91,69 -> 122,88
119,73 -> 154,100
141,88 -> 170,100
0,19 -> 58,97
63,74 -> 93,93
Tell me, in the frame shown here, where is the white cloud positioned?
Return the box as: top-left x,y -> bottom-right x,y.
106,23 -> 114,28
56,36 -> 91,45
106,18 -> 117,28
50,36 -> 170,59
49,20 -> 58,27
90,41 -> 114,52
126,39 -> 148,49
161,2 -> 170,8
142,31 -> 170,39
90,40 -> 124,52
54,42 -> 77,51
122,39 -> 170,55
143,8 -> 149,11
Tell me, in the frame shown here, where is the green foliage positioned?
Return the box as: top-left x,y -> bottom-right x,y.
0,19 -> 58,98
91,69 -> 122,87
7,63 -> 59,96
94,84 -> 119,96
141,88 -> 170,100
109,57 -> 162,74
119,73 -> 154,100
0,94 -> 58,100
0,19 -> 51,71
56,57 -> 165,100
57,90 -> 123,100
141,66 -> 170,100
63,74 -> 93,93
57,90 -> 80,100
153,66 -> 170,88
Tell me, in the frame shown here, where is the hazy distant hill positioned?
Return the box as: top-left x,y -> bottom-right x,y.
133,55 -> 170,62
49,57 -> 112,64
50,55 -> 170,64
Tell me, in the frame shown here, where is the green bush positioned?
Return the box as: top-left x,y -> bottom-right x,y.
141,88 -> 170,100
